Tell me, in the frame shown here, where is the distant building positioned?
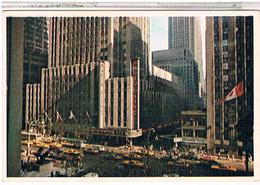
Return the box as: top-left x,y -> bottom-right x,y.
180,110 -> 207,149
206,16 -> 253,156
24,17 -> 48,84
152,48 -> 200,110
168,17 -> 203,88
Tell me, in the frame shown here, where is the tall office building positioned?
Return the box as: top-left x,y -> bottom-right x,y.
206,16 -> 253,155
25,17 -> 150,138
48,17 -> 150,78
168,17 -> 203,93
153,48 -> 200,110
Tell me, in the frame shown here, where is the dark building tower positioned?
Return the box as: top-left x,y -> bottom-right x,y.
24,17 -> 48,84
206,16 -> 253,156
7,17 -> 25,177
23,17 -> 48,129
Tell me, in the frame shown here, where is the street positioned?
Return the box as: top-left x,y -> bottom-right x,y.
20,138 -> 253,177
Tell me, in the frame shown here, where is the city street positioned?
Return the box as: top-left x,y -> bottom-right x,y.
20,139 -> 253,177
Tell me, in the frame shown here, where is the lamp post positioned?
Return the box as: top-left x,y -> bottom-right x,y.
147,128 -> 155,147
146,128 -> 155,176
27,121 -> 36,162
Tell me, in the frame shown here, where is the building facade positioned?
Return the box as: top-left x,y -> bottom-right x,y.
168,17 -> 203,85
140,75 -> 185,128
25,17 -> 150,139
180,110 -> 207,149
25,16 -> 186,140
48,17 -> 150,78
206,16 -> 253,155
152,48 -> 200,110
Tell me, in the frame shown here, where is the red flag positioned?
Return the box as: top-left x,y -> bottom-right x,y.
219,81 -> 244,103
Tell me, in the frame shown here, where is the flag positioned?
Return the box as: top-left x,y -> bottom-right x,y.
69,110 -> 75,120
219,81 -> 244,103
56,111 -> 63,122
86,111 -> 91,123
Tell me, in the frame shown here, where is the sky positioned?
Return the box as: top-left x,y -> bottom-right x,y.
150,17 -> 168,51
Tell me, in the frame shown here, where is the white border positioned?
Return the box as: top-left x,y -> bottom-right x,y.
1,4 -> 260,184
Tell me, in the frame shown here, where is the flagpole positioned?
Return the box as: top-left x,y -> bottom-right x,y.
242,82 -> 249,175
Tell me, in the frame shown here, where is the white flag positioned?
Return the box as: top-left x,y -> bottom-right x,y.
69,110 -> 75,120
56,111 -> 63,122
86,111 -> 91,123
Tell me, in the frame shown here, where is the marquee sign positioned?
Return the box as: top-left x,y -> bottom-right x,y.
130,58 -> 140,130
90,128 -> 142,138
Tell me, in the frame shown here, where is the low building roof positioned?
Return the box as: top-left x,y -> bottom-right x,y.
181,110 -> 206,116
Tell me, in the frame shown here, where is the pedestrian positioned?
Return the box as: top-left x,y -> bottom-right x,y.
21,160 -> 23,171
51,171 -> 54,177
249,154 -> 252,162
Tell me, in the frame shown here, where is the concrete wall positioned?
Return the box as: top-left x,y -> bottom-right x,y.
206,17 -> 215,152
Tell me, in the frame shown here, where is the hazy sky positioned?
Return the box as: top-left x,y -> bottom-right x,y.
150,17 -> 168,51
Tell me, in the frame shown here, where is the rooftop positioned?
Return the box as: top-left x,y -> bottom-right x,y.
181,110 -> 206,116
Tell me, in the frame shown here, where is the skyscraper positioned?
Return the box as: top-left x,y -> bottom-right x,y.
48,17 -> 150,78
206,16 -> 253,155
25,17 -> 150,138
168,17 -> 203,93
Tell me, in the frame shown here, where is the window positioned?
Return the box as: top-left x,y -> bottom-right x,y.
223,63 -> 228,69
223,75 -> 228,81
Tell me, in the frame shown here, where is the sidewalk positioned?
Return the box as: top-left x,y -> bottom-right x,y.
216,158 -> 254,172
21,161 -> 61,177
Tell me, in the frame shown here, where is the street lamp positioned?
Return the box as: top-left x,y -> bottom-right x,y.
27,121 -> 36,162
146,128 -> 155,176
147,128 -> 155,147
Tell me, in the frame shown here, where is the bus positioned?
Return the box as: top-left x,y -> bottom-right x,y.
21,131 -> 42,141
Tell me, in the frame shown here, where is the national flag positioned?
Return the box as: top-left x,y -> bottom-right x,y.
69,110 -> 76,120
56,111 -> 63,122
219,81 -> 244,103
